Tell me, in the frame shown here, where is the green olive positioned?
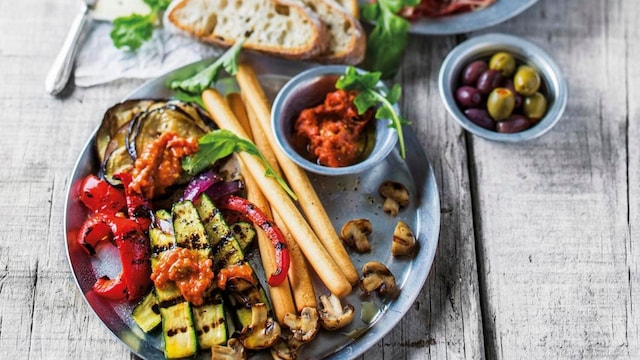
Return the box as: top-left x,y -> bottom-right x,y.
489,52 -> 516,77
513,65 -> 541,96
523,92 -> 548,122
487,88 -> 516,121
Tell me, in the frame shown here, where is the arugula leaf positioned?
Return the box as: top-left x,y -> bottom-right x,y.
110,0 -> 171,51
169,39 -> 245,94
173,90 -> 206,109
336,66 -> 408,159
361,0 -> 419,78
183,129 -> 297,200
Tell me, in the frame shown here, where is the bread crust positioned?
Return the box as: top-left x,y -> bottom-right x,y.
301,0 -> 365,64
166,0 -> 329,59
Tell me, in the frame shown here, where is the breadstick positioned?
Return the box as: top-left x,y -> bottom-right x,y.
236,63 -> 359,285
244,99 -> 317,310
203,89 -> 352,297
226,93 -> 296,323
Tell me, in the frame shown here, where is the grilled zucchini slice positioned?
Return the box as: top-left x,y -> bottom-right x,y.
150,210 -> 198,359
132,291 -> 161,333
172,201 -> 227,348
194,195 -> 271,329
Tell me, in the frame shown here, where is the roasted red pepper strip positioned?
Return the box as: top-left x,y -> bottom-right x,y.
76,212 -> 152,301
114,172 -> 153,231
216,195 -> 290,286
79,174 -> 126,214
93,273 -> 128,300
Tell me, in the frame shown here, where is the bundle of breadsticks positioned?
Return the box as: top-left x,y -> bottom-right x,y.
202,64 -> 360,326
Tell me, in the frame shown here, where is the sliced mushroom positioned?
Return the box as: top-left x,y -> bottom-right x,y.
270,338 -> 297,360
318,293 -> 355,330
359,261 -> 397,297
378,181 -> 410,217
211,338 -> 246,360
239,303 -> 281,350
282,307 -> 320,343
340,219 -> 373,253
392,221 -> 418,257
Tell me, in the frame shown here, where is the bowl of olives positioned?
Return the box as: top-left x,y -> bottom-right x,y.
438,33 -> 568,142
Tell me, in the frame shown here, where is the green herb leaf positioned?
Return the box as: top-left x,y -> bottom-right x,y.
336,66 -> 408,159
173,90 -> 206,109
361,2 -> 380,21
183,129 -> 297,200
110,0 -> 169,51
169,39 -> 245,94
385,0 -> 405,13
110,14 -> 155,50
403,0 -> 422,7
361,0 -> 412,78
353,91 -> 378,115
144,0 -> 171,10
386,83 -> 402,104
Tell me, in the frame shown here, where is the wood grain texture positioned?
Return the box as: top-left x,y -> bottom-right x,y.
1,0 -> 638,359
360,35 -> 485,360
469,0 -> 639,359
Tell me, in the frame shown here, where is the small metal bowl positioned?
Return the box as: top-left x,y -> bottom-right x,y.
271,65 -> 398,175
439,33 -> 568,142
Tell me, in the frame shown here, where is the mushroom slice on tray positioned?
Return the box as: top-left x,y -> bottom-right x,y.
359,261 -> 398,297
239,303 -> 281,350
340,219 -> 373,253
318,293 -> 355,330
378,181 -> 410,217
283,307 -> 320,343
392,221 -> 418,257
210,338 -> 246,360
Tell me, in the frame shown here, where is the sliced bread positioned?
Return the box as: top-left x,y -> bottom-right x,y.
165,0 -> 329,59
331,0 -> 359,18
299,0 -> 365,64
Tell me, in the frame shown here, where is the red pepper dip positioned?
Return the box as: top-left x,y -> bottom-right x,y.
129,131 -> 199,199
293,89 -> 375,167
151,247 -> 214,306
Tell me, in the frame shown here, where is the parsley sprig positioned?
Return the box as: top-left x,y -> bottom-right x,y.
110,0 -> 171,51
361,0 -> 421,78
183,129 -> 297,201
336,66 -> 408,159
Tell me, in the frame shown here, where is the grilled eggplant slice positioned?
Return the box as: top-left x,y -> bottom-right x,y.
165,100 -> 215,131
101,146 -> 134,186
127,106 -> 208,159
95,99 -> 155,163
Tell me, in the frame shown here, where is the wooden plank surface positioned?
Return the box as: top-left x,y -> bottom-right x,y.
469,1 -> 640,359
0,0 -> 638,359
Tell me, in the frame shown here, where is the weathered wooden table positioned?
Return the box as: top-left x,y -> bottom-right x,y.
1,0 -> 638,358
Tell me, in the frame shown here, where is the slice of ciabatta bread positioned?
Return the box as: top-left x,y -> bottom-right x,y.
165,0 -> 328,59
332,0 -> 359,18
300,0 -> 365,64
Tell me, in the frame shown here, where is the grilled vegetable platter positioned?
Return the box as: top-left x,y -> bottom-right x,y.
64,54 -> 440,359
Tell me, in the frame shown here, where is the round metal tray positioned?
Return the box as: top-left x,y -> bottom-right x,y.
64,55 -> 441,359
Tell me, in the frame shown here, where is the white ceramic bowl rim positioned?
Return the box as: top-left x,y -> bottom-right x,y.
438,33 -> 569,142
271,65 -> 399,175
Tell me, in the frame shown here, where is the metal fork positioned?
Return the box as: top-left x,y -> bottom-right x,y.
45,0 -> 96,95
